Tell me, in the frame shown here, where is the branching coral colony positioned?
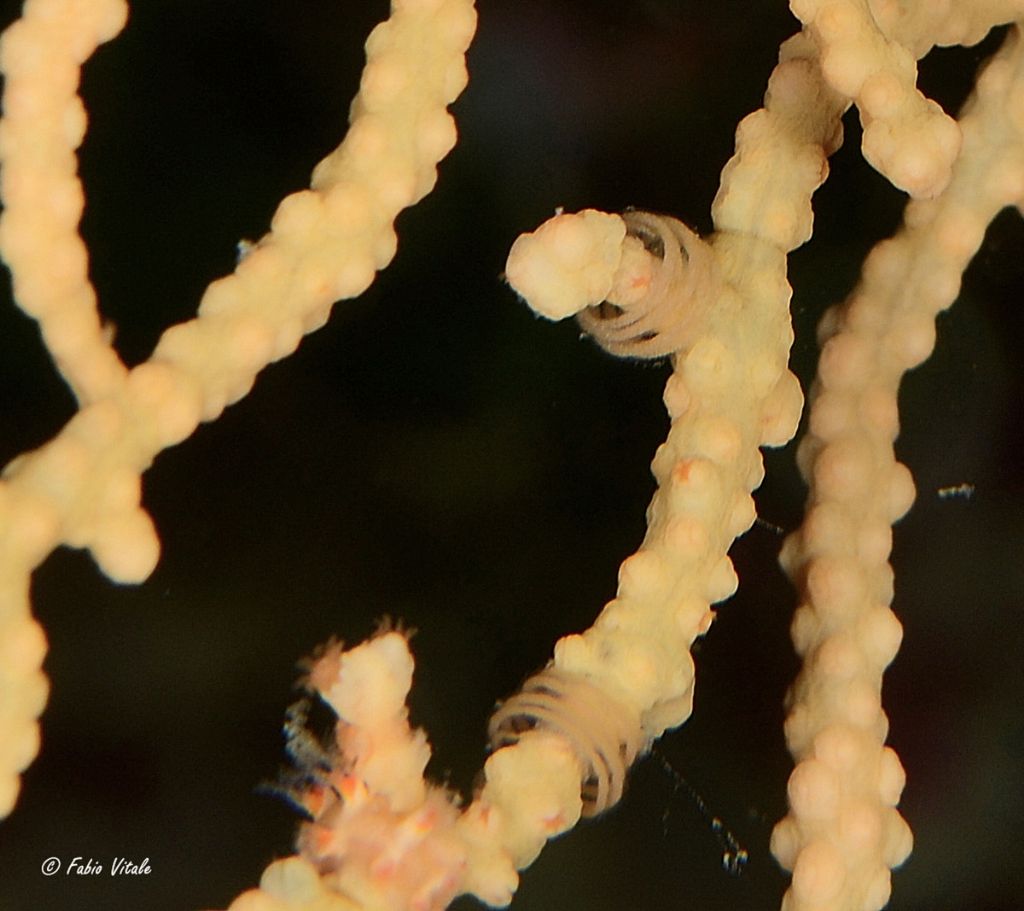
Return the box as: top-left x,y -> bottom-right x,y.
0,0 -> 1022,909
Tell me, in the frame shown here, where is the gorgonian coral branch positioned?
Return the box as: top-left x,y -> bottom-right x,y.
0,0 -> 475,819
772,24 -> 1024,911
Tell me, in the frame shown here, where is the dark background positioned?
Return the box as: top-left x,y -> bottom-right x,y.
0,2 -> 1021,910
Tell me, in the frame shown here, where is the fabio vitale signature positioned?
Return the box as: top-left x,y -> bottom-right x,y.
41,856 -> 152,876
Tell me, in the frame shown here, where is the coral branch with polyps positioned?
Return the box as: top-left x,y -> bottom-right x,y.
1,1 -> 1022,910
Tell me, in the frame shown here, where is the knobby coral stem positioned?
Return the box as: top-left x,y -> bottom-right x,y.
0,0 -> 475,820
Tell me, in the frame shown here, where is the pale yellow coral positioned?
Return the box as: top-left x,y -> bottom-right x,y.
0,0 -> 476,822
773,23 -> 1024,911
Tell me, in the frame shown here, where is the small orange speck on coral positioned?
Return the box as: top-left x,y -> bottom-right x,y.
541,812 -> 565,832
411,808 -> 436,835
672,460 -> 694,483
339,774 -> 366,803
309,826 -> 335,854
301,786 -> 329,818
